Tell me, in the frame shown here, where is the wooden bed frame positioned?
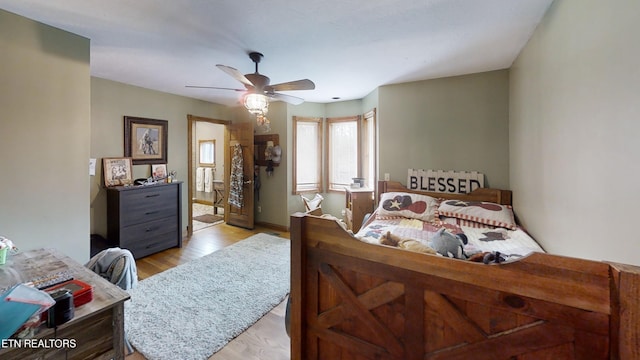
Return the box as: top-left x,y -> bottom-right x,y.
289,181 -> 639,359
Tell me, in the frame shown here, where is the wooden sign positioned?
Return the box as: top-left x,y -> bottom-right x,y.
407,169 -> 484,194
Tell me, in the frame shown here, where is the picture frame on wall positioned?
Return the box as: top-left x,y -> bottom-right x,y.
103,157 -> 133,187
151,164 -> 167,181
124,116 -> 168,165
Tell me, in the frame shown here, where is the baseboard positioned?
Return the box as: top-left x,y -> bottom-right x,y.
183,221 -> 288,235
255,221 -> 289,233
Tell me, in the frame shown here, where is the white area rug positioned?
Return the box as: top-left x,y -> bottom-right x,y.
125,233 -> 290,360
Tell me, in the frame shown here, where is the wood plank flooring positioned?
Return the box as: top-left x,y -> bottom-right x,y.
125,222 -> 290,360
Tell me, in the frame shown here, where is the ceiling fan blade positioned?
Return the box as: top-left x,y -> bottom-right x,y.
268,79 -> 315,92
267,92 -> 305,105
216,64 -> 254,87
185,85 -> 247,92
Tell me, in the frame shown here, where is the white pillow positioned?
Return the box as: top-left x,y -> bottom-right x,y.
301,193 -> 323,211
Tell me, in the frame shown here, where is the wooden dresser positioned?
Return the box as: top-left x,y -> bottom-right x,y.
344,187 -> 374,233
106,182 -> 182,259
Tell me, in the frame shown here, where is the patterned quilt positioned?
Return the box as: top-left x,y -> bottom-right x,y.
355,214 -> 544,258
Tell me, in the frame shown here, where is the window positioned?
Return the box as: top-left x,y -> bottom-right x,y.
326,116 -> 360,191
198,139 -> 215,167
362,109 -> 377,190
293,111 -> 376,194
293,116 -> 322,194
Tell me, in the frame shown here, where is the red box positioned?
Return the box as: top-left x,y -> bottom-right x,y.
45,279 -> 93,308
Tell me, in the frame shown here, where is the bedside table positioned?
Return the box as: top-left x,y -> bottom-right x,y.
344,187 -> 374,232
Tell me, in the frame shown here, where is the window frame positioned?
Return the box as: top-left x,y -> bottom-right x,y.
325,115 -> 361,193
362,109 -> 377,191
292,116 -> 323,195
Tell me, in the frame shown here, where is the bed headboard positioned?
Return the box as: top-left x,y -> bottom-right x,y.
378,180 -> 512,205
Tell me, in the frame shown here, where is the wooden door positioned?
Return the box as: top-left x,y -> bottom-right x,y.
224,122 -> 254,229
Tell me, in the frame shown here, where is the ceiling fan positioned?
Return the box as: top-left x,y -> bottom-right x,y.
187,52 -> 315,106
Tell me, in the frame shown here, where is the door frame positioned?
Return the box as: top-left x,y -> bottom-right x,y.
224,122 -> 255,229
187,114 -> 230,236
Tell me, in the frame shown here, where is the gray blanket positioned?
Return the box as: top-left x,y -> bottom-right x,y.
85,247 -> 138,290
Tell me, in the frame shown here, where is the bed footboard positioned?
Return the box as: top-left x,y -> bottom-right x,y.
290,213 -> 640,360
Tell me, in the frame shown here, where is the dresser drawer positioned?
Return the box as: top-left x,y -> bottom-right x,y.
120,187 -> 177,226
126,231 -> 179,259
120,216 -> 178,245
121,203 -> 176,227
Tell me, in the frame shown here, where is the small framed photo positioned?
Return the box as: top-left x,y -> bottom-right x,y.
103,157 -> 133,187
151,164 -> 167,181
124,116 -> 168,165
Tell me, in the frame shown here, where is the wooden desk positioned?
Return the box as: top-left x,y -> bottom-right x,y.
0,249 -> 130,360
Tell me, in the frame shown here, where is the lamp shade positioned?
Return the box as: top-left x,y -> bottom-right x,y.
244,93 -> 269,115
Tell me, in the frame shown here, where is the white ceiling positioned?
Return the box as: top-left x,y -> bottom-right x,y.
0,0 -> 554,107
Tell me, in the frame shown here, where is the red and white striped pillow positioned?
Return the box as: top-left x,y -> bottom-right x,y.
437,200 -> 517,230
439,216 -> 497,229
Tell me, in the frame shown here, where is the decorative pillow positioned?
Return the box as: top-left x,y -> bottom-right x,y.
376,192 -> 439,222
437,200 -> 517,230
439,216 -> 498,229
301,193 -> 323,211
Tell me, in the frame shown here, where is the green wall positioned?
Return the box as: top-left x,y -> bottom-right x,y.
253,101 -> 289,227
0,9 -> 91,262
509,0 -> 640,265
90,77 -> 231,238
378,70 -> 510,189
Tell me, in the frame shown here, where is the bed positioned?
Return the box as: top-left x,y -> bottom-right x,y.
289,181 -> 640,359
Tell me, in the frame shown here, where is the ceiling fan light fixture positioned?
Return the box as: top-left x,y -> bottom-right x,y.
244,93 -> 269,115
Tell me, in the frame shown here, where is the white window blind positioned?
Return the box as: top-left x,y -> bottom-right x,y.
328,118 -> 359,191
294,118 -> 321,193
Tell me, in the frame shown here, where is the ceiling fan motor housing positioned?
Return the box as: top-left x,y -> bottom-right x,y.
245,73 -> 270,91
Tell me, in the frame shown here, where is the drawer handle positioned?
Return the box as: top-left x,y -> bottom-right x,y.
145,194 -> 160,198
145,211 -> 158,215
145,227 -> 152,232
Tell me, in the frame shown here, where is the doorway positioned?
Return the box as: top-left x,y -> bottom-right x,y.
187,115 -> 230,235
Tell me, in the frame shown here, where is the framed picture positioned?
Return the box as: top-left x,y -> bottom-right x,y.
124,116 -> 168,165
103,157 -> 133,187
151,164 -> 167,181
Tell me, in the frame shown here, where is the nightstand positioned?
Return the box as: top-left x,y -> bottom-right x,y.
344,187 -> 374,232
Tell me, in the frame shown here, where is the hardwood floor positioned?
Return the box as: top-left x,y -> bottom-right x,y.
125,222 -> 291,360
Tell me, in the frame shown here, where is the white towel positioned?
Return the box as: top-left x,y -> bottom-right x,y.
204,168 -> 213,193
196,167 -> 204,192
